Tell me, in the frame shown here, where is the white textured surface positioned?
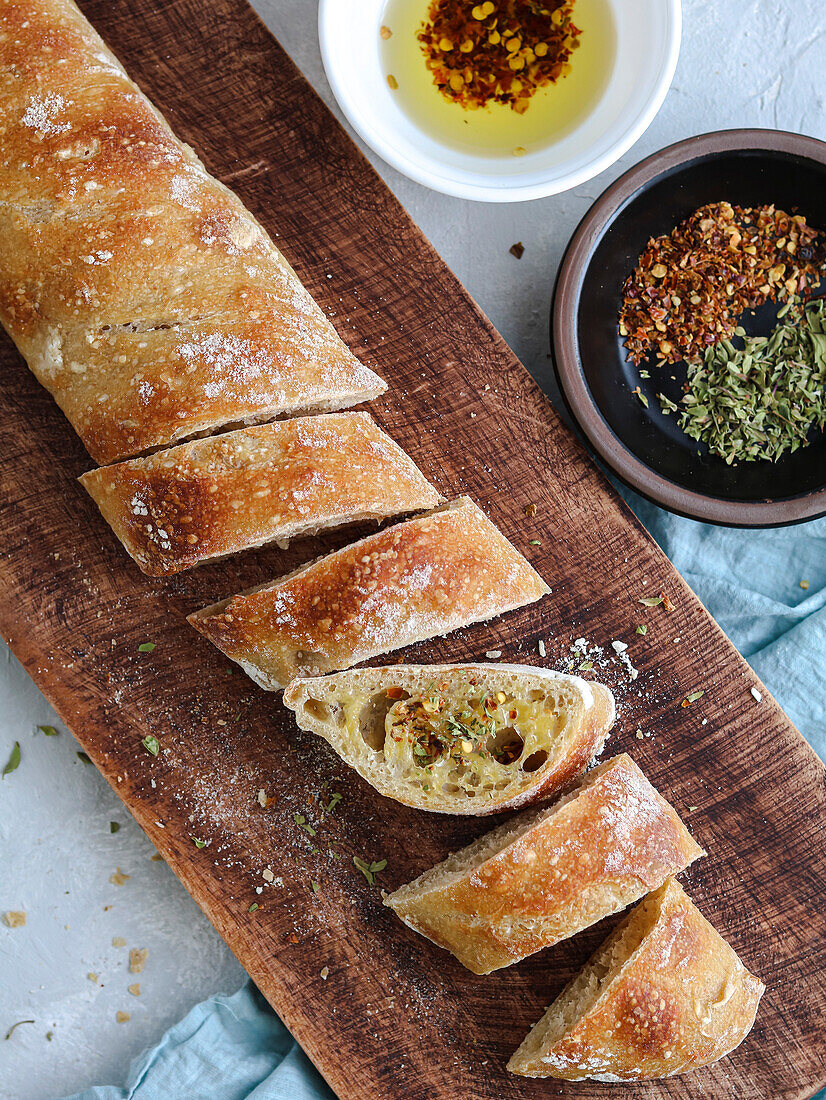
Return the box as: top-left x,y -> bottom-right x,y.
1,2 -> 824,1098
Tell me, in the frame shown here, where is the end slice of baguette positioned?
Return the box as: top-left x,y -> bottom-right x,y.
508,878 -> 764,1080
383,753 -> 703,972
284,663 -> 615,816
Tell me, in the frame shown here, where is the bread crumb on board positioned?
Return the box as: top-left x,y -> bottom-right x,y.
2,911 -> 26,928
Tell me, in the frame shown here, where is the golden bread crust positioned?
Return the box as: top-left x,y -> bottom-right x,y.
283,663 -> 616,816
188,498 -> 550,689
79,413 -> 441,576
0,0 -> 385,463
385,755 -> 704,972
508,879 -> 764,1080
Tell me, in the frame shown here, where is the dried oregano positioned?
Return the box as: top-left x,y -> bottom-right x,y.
657,298 -> 826,464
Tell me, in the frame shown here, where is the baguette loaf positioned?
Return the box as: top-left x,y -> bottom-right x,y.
508,878 -> 764,1080
383,754 -> 703,970
79,413 -> 441,576
0,0 -> 385,464
284,663 -> 615,815
188,497 -> 549,690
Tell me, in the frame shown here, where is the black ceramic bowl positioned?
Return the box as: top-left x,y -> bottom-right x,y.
552,129 -> 826,526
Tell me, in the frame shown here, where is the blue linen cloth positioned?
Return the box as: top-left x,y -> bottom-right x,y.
61,496 -> 826,1100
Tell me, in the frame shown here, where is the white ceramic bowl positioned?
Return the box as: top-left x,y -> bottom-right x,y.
318,0 -> 681,202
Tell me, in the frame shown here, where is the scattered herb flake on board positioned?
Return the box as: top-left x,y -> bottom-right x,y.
2,741 -> 20,778
681,690 -> 705,707
76,751 -> 92,765
529,538 -> 541,546
638,595 -> 663,607
636,624 -> 648,635
620,202 -> 825,366
577,660 -> 593,672
137,642 -> 155,653
510,242 -> 525,260
191,837 -> 207,849
4,1020 -> 34,1040
353,857 -> 387,885
37,725 -> 58,737
248,902 -> 259,913
311,881 -> 321,894
322,792 -> 342,814
109,822 -> 120,834
633,386 -> 649,408
293,813 -> 317,837
142,735 -> 159,756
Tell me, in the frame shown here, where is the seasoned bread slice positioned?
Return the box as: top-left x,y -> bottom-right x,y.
382,754 -> 702,970
79,413 -> 442,576
508,878 -> 764,1080
0,0 -> 386,463
188,497 -> 549,690
285,663 -> 615,817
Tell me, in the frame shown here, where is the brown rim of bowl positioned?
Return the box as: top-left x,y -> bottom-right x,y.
553,127 -> 826,528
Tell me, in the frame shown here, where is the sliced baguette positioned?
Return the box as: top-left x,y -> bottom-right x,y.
188,497 -> 549,690
508,878 -> 764,1080
284,663 -> 615,816
79,413 -> 442,576
382,754 -> 702,971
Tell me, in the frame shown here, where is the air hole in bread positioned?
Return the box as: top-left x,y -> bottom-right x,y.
359,690 -> 410,751
486,727 -> 524,764
522,749 -> 549,772
528,689 -> 545,702
304,698 -> 331,723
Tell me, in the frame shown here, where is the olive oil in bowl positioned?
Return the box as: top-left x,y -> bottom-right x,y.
380,0 -> 617,158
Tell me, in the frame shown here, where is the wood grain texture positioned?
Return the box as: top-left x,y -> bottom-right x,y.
0,2 -> 823,1098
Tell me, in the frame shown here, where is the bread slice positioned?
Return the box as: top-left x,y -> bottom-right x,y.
79,413 -> 442,576
382,754 -> 702,970
188,497 -> 549,690
285,663 -> 615,817
0,0 -> 386,463
508,878 -> 764,1080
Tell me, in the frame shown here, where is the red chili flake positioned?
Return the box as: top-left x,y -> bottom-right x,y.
417,0 -> 581,113
619,202 -> 826,366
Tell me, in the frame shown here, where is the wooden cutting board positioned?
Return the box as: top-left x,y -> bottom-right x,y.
1,1 -> 824,1097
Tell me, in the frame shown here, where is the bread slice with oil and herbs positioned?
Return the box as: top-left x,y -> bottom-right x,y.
382,754 -> 703,973
283,662 -> 615,817
188,498 -> 549,690
507,878 -> 764,1080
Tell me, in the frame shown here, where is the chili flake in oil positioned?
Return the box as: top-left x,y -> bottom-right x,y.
417,0 -> 581,113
